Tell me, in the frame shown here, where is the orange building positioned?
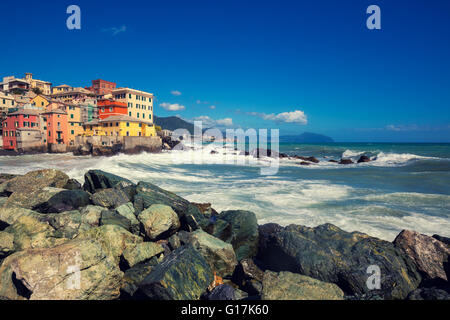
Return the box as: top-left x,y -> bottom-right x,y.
42,109 -> 69,145
98,99 -> 127,120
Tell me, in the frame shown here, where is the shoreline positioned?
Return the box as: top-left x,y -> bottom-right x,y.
0,168 -> 449,300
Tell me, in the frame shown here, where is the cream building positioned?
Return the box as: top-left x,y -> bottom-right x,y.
111,88 -> 154,123
0,91 -> 15,114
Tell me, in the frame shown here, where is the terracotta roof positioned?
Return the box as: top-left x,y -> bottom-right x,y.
8,109 -> 42,116
42,109 -> 67,115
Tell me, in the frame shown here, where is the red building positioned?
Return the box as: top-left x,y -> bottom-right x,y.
97,99 -> 127,120
86,79 -> 116,95
42,109 -> 69,145
2,109 -> 42,150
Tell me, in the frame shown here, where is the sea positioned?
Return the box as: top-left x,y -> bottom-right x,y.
1,142 -> 449,241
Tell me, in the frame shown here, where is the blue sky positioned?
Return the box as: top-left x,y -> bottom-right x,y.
1,0 -> 449,142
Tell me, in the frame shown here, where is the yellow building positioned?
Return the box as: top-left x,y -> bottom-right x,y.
0,92 -> 15,114
111,88 -> 154,122
30,95 -> 50,110
25,73 -> 52,95
52,85 -> 72,94
83,115 -> 156,137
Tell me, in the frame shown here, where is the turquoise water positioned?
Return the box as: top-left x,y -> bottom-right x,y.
0,142 -> 449,240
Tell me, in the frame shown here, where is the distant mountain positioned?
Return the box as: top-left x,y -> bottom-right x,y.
280,132 -> 334,143
154,116 -> 197,134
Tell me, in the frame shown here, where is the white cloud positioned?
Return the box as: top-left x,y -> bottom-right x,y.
101,25 -> 127,36
192,115 -> 233,127
171,90 -> 182,96
209,105 -> 216,109
160,102 -> 186,111
248,110 -> 308,125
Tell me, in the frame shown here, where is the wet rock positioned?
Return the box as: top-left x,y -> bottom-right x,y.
78,205 -> 103,229
257,223 -> 422,299
0,169 -> 69,196
432,234 -> 450,247
115,202 -> 140,235
137,204 -> 180,240
232,258 -> 265,288
298,156 -> 319,163
133,181 -> 206,231
6,187 -> 64,209
393,230 -> 450,282
0,239 -> 123,300
250,148 -> 279,158
120,257 -> 159,298
122,242 -> 164,268
406,287 -> 450,300
83,170 -> 135,194
189,229 -> 238,277
210,150 -> 218,154
168,233 -> 182,250
191,202 -> 218,218
42,210 -> 83,239
138,244 -> 213,300
218,210 -> 259,261
0,173 -> 18,185
91,188 -> 130,209
204,284 -> 236,300
63,179 -> 82,190
100,210 -> 132,232
328,159 -> 339,163
339,158 -> 354,164
261,271 -> 344,300
298,161 -> 311,166
357,155 -> 371,163
32,189 -> 91,213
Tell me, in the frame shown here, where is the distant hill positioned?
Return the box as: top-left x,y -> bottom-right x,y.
154,116 -> 197,134
280,132 -> 334,143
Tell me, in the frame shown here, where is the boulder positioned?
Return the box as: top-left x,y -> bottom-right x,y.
0,169 -> 69,196
137,204 -> 180,240
328,159 -> 339,163
76,225 -> 143,263
120,257 -> 160,298
78,205 -> 103,229
432,234 -> 450,247
218,210 -> 259,261
189,229 -> 238,277
393,230 -> 450,282
298,156 -> 319,163
4,215 -> 68,251
133,181 -> 206,230
204,284 -> 236,300
357,155 -> 371,163
83,169 -> 135,194
0,203 -> 42,226
100,210 -> 132,232
339,158 -> 354,164
122,242 -> 164,268
6,187 -> 65,209
138,244 -> 213,300
91,188 -> 130,209
407,287 -> 450,300
63,179 -> 82,190
191,202 -> 218,218
41,210 -> 83,239
0,239 -> 123,300
257,223 -> 422,299
261,271 -> 344,300
32,189 -> 91,213
0,231 -> 14,256
115,202 -> 140,235
298,161 -> 311,166
0,173 -> 18,185
168,233 -> 182,250
232,258 -> 265,288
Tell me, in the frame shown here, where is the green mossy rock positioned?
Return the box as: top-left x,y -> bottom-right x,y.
0,239 -> 123,300
218,210 -> 259,261
123,242 -> 164,268
0,231 -> 14,256
138,244 -> 213,300
261,271 -> 344,300
137,204 -> 180,240
6,187 -> 64,209
133,181 -> 206,230
189,229 -> 238,277
257,223 -> 422,299
0,169 -> 69,196
91,188 -> 130,209
100,210 -> 132,232
115,202 -> 140,235
83,170 -> 135,194
120,257 -> 159,297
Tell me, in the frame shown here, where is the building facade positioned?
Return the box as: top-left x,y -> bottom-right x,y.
98,99 -> 127,119
83,115 -> 156,137
1,109 -> 43,150
42,109 -> 69,145
111,88 -> 154,123
86,79 -> 117,96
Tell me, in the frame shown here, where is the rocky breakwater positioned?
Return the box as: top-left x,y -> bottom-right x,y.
0,169 -> 449,300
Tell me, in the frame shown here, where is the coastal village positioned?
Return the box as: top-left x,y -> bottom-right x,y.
0,73 -> 166,154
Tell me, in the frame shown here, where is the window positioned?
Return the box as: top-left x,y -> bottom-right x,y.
137,113 -> 140,118
126,122 -> 130,127
116,122 -> 119,126
126,131 -> 129,136
129,112 -> 131,116
70,114 -> 74,119
71,130 -> 74,135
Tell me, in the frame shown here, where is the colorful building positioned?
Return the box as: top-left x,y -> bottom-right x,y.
83,115 -> 156,137
98,99 -> 127,119
52,84 -> 72,94
50,87 -> 95,103
86,79 -> 117,96
42,109 -> 69,145
111,88 -> 154,123
2,109 -> 43,150
25,73 -> 52,95
0,91 -> 15,115
31,95 -> 50,110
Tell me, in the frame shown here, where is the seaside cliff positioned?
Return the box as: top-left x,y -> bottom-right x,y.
0,169 -> 449,300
